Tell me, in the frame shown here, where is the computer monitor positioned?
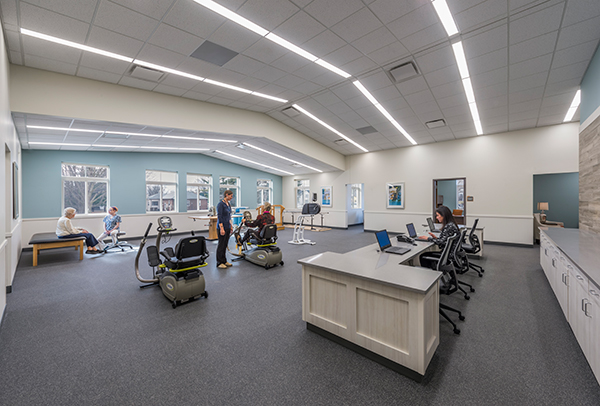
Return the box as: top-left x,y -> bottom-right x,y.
374,230 -> 392,250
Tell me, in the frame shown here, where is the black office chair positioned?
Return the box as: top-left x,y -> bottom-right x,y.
451,229 -> 475,297
420,234 -> 465,335
461,219 -> 485,277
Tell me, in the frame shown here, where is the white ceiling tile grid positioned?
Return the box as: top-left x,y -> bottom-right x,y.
0,0 -> 597,169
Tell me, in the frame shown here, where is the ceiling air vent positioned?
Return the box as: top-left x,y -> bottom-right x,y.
129,65 -> 165,82
190,40 -> 238,66
282,106 -> 301,117
388,61 -> 420,83
425,119 -> 447,129
334,139 -> 348,145
356,125 -> 377,135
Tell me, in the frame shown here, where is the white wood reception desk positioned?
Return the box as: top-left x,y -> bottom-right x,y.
298,241 -> 442,381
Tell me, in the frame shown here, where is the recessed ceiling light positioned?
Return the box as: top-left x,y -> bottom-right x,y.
564,90 -> 581,122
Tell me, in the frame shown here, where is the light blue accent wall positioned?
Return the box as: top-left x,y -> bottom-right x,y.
437,180 -> 457,211
580,43 -> 600,122
533,172 -> 579,229
22,150 -> 282,218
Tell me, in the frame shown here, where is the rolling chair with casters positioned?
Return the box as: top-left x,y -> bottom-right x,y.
450,229 -> 475,297
420,234 -> 465,335
102,232 -> 134,252
461,218 -> 485,277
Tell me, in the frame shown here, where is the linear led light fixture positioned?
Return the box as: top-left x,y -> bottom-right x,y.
162,135 -> 237,142
92,144 -> 141,148
18,30 -> 286,104
242,142 -> 322,172
27,125 -> 103,133
431,0 -> 459,37
292,104 -> 369,152
215,150 -> 294,175
29,142 -> 92,147
563,90 -> 581,122
192,0 -> 350,78
352,81 -> 417,145
21,29 -> 133,62
452,42 -> 483,135
105,131 -> 161,138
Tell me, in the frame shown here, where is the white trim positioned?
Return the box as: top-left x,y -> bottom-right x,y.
367,211 -> 533,220
579,103 -> 600,132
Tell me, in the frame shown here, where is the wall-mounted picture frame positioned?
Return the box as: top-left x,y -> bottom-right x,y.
386,182 -> 404,209
12,162 -> 19,219
321,186 -> 332,207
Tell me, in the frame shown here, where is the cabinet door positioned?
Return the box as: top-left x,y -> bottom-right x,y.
589,284 -> 600,384
575,273 -> 591,360
556,254 -> 569,319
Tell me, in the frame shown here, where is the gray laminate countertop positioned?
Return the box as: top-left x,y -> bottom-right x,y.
544,228 -> 600,288
298,242 -> 441,294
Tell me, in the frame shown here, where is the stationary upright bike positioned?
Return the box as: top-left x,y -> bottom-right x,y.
134,216 -> 209,308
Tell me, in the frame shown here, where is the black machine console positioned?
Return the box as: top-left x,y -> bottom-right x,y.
396,234 -> 415,244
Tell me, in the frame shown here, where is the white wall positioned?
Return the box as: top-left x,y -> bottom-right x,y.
1,22 -> 23,320
9,66 -> 346,171
283,124 -> 579,244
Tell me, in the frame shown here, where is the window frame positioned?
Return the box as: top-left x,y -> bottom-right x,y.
186,173 -> 212,212
219,176 -> 241,208
350,184 -> 363,209
256,179 -> 273,206
295,179 -> 310,209
146,170 -> 178,213
61,162 -> 110,216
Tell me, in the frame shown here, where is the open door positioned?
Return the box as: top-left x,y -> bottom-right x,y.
433,178 -> 466,225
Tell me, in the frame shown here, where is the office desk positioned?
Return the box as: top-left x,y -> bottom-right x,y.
421,224 -> 485,257
298,240 -> 440,381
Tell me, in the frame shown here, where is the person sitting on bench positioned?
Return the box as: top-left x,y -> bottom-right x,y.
56,207 -> 102,254
240,202 -> 275,245
97,206 -> 121,249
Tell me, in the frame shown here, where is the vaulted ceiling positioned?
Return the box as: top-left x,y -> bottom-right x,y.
1,0 -> 599,175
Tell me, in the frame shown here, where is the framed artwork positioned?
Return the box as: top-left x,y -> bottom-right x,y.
321,186 -> 332,207
12,162 -> 19,219
386,182 -> 404,209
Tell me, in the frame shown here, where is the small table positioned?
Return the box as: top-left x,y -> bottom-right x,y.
189,215 -> 242,240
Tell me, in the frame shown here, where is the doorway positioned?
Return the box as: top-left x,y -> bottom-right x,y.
433,178 -> 466,225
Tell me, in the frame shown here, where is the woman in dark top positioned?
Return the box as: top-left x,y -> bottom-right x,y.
216,190 -> 234,269
240,202 -> 275,245
418,205 -> 460,269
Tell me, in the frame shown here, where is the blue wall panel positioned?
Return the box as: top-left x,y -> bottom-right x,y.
533,172 -> 579,229
22,150 -> 282,218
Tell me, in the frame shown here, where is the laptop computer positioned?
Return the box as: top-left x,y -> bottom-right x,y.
375,230 -> 411,255
407,223 -> 430,240
426,217 -> 441,233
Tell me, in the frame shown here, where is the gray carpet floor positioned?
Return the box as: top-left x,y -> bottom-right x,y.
1,225 -> 599,405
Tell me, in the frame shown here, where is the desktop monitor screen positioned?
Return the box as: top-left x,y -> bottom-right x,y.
375,230 -> 392,250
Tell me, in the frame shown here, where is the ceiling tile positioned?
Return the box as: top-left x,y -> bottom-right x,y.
136,43 -> 187,67
237,0 -> 299,31
509,3 -> 564,45
23,0 -> 97,22
468,48 -> 508,76
110,0 -> 174,20
163,1 -> 224,39
453,0 -> 507,32
242,39 -> 288,65
462,24 -> 507,59
148,24 -> 204,56
386,3 -> 437,40
118,75 -> 158,91
208,21 -> 262,53
304,0 -> 364,27
551,39 -> 598,69
509,31 -> 558,64
330,7 -> 382,43
79,52 -> 131,75
366,41 -> 411,66
547,60 -> 589,84
415,45 -> 455,75
556,15 -> 600,51
350,26 -> 396,56
424,64 -> 460,88
508,53 -> 552,80
271,10 -> 326,45
22,36 -> 82,64
24,54 -> 78,75
562,0 -> 600,27
94,0 -> 159,41
19,2 -> 90,41
369,0 -> 423,25
87,26 -> 145,57
401,24 -> 447,53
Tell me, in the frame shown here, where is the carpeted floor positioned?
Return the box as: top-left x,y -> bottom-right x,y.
0,225 -> 599,405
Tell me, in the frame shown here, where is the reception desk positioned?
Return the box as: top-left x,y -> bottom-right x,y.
298,240 -> 441,381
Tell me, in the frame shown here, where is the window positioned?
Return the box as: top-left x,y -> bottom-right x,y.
219,176 -> 240,208
62,163 -> 109,214
257,179 -> 272,206
295,179 -> 310,208
146,170 -> 178,212
187,173 -> 212,211
350,184 -> 363,209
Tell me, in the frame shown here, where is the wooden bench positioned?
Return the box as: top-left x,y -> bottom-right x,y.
29,233 -> 86,266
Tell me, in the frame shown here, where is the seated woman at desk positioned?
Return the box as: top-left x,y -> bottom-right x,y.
56,207 -> 102,254
418,205 -> 460,269
240,202 -> 275,245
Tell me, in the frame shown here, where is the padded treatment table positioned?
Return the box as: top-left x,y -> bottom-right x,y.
29,233 -> 86,266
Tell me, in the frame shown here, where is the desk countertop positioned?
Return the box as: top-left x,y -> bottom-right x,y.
544,228 -> 600,288
298,240 -> 440,294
